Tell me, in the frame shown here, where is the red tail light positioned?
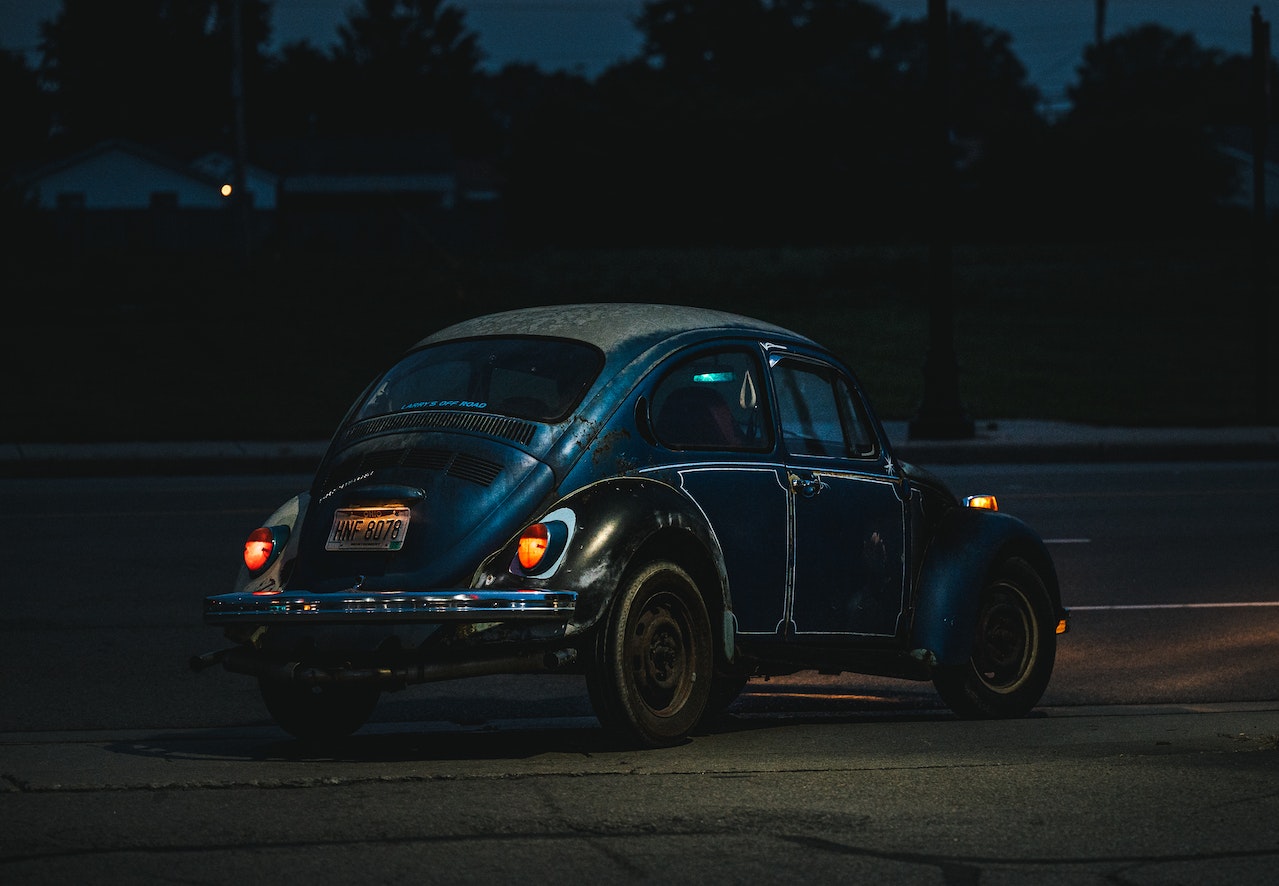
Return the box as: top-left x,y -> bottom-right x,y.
517,523 -> 551,570
244,527 -> 275,572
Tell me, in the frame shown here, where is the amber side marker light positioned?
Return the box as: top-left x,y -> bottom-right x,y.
963,494 -> 999,511
518,523 -> 550,570
244,527 -> 275,572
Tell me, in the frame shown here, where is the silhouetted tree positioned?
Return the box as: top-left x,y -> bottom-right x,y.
251,40 -> 346,141
318,0 -> 491,148
0,49 -> 56,259
38,0 -> 272,153
1055,24 -> 1242,232
479,63 -> 599,244
884,10 -> 1047,234
507,0 -> 1044,245
1,49 -> 52,176
557,0 -> 908,244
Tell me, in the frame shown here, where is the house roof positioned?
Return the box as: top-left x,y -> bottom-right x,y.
19,138 -> 281,210
18,135 -> 477,206
22,138 -> 220,186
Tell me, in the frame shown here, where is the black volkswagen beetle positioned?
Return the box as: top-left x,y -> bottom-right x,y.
199,303 -> 1068,747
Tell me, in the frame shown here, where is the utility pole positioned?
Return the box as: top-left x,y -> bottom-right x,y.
1095,0 -> 1107,46
230,0 -> 251,267
1252,6 -> 1272,423
909,0 -> 974,440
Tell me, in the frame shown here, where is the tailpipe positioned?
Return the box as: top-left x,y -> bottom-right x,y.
544,647 -> 578,670
189,647 -> 233,672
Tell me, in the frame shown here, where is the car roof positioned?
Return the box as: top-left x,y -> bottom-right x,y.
415,303 -> 817,354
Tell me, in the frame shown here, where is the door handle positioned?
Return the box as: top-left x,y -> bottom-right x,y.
788,473 -> 828,498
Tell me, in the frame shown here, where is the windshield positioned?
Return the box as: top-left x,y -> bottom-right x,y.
355,336 -> 605,423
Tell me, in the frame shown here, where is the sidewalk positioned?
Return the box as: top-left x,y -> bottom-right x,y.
881,419 -> 1279,465
2,420 -> 1277,477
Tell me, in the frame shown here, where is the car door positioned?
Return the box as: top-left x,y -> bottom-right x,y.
770,354 -> 909,638
645,345 -> 791,635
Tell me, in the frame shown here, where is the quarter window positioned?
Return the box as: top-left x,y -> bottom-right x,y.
651,350 -> 771,451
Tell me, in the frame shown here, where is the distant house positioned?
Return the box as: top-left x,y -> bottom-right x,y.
19,135 -> 502,256
24,138 -> 277,211
20,138 -> 277,255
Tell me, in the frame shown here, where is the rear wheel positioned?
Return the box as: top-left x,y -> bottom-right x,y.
586,560 -> 713,747
932,556 -> 1056,719
258,677 -> 380,742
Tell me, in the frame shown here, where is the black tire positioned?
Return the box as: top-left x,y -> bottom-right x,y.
932,556 -> 1057,719
258,677 -> 380,742
585,560 -> 714,748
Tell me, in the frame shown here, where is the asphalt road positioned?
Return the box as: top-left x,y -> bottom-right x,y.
2,462 -> 1277,883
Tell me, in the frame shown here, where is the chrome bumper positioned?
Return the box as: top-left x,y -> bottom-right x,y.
203,588 -> 577,624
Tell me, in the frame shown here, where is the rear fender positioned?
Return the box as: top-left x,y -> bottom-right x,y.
475,476 -> 730,638
910,507 -> 1061,666
232,492 -> 309,596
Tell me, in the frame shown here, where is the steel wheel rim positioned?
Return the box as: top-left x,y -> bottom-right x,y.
972,583 -> 1038,694
627,590 -> 693,716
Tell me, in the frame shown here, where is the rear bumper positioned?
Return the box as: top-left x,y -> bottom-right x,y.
203,588 -> 577,624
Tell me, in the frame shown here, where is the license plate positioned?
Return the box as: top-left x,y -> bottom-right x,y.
326,506 -> 411,551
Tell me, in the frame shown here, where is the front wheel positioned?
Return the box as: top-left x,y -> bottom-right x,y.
258,677 -> 380,742
932,556 -> 1057,719
586,560 -> 714,748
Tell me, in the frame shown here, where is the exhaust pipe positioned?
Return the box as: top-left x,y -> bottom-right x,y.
189,647 -> 233,672
544,647 -> 577,669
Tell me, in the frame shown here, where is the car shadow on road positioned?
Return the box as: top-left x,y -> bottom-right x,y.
102,679 -> 1001,765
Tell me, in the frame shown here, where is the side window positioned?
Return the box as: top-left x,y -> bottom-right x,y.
774,360 -> 878,458
651,349 -> 772,451
836,376 -> 878,457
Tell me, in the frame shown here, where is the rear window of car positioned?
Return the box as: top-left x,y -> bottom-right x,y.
354,336 -> 605,423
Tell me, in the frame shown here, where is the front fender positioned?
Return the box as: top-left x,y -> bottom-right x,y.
910,506 -> 1061,666
475,476 -> 730,637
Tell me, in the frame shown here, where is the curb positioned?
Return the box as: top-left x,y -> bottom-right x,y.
0,441 -> 327,478
883,421 -> 1279,466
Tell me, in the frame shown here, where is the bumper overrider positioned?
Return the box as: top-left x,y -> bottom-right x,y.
203,587 -> 577,623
